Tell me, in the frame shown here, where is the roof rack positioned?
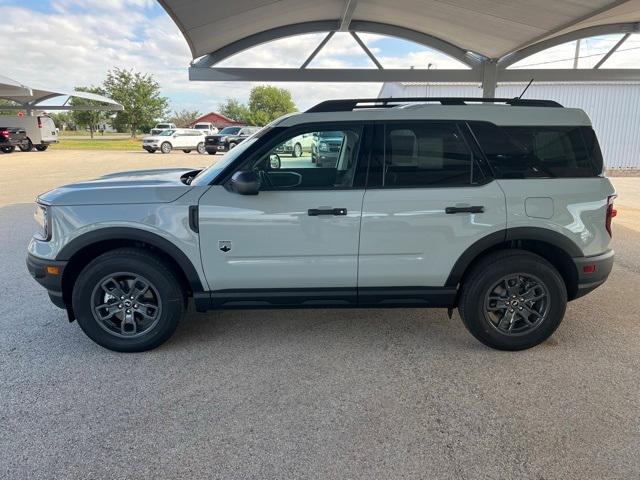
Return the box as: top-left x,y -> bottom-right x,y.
306,97 -> 563,113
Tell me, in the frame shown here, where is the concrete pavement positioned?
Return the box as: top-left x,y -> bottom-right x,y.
0,151 -> 639,479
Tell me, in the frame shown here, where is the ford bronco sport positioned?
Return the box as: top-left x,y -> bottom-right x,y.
27,97 -> 616,352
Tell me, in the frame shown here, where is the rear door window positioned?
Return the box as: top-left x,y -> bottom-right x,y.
367,121 -> 485,188
469,122 -> 602,178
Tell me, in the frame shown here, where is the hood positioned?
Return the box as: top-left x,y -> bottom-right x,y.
38,168 -> 198,206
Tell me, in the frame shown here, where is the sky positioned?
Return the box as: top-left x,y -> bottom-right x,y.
1,0 -> 638,114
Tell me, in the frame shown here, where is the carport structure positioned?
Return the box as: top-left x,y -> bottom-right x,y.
159,0 -> 640,96
0,75 -> 123,113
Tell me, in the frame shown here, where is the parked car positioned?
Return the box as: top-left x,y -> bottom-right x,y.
0,114 -> 58,151
275,132 -> 315,157
142,128 -> 206,154
27,97 -> 615,353
150,123 -> 176,135
204,126 -> 260,154
310,131 -> 344,167
0,127 -> 29,153
192,122 -> 219,136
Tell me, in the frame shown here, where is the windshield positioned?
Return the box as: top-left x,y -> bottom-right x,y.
219,127 -> 241,135
158,129 -> 175,136
194,125 -> 209,129
156,124 -> 171,129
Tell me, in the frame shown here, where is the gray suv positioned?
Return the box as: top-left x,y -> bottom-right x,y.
27,97 -> 615,352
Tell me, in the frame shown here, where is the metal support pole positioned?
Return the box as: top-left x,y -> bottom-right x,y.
482,60 -> 498,98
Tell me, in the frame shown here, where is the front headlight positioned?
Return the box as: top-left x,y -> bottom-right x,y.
34,203 -> 51,240
319,142 -> 328,152
220,136 -> 228,142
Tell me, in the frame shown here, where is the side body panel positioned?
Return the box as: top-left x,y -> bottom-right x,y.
198,185 -> 365,290
498,178 -> 615,257
27,188 -> 209,290
358,181 -> 507,287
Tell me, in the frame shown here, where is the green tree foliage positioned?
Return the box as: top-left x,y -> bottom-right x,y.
49,112 -> 75,131
219,86 -> 297,126
168,109 -> 201,128
69,86 -> 108,138
219,98 -> 250,123
103,68 -> 168,137
0,99 -> 22,116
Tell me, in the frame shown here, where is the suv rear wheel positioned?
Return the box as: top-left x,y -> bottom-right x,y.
1,146 -> 15,153
72,248 -> 184,352
458,250 -> 567,351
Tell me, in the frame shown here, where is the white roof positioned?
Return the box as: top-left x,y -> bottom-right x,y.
0,74 -> 123,110
158,0 -> 640,60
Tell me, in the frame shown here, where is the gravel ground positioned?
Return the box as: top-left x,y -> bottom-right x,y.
0,150 -> 638,479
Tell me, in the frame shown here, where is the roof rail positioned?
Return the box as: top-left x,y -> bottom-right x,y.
306,97 -> 563,113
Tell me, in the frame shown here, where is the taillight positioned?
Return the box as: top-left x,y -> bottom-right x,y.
37,117 -> 42,129
0,130 -> 9,138
606,194 -> 617,237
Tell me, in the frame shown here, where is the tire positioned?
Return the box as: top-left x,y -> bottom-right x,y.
35,145 -> 48,151
293,143 -> 302,157
228,142 -> 237,150
1,146 -> 15,153
182,150 -> 192,154
72,248 -> 185,352
160,142 -> 172,154
458,250 -> 567,351
19,139 -> 33,152
196,142 -> 205,155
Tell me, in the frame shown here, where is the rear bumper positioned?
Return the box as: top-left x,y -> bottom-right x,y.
572,249 -> 614,299
26,253 -> 67,309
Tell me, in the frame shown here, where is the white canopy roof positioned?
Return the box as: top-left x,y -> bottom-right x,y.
0,75 -> 123,111
159,0 -> 640,94
159,0 -> 640,60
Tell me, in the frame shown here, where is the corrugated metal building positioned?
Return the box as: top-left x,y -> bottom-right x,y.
378,82 -> 640,170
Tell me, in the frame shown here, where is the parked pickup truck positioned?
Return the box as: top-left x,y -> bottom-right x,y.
0,127 -> 29,153
150,123 -> 176,135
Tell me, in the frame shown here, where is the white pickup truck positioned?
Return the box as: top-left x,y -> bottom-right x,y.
149,122 -> 176,135
192,122 -> 219,136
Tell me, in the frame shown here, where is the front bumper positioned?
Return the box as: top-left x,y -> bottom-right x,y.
205,144 -> 227,153
26,253 -> 67,309
572,249 -> 614,299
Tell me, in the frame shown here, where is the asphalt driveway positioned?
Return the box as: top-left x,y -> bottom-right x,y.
1,151 -> 638,479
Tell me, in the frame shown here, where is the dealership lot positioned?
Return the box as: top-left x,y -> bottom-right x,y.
1,150 -> 639,479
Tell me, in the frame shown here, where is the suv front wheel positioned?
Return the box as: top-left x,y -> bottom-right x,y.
458,250 -> 567,351
72,248 -> 184,352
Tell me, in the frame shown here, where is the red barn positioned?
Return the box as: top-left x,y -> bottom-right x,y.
189,112 -> 243,129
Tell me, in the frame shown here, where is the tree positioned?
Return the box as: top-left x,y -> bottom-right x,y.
0,99 -> 22,116
49,112 -> 75,131
168,109 -> 201,128
219,98 -> 250,123
103,68 -> 168,138
218,86 -> 297,127
246,86 -> 296,126
69,86 -> 107,138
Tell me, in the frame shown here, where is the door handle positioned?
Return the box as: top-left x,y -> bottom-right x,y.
445,205 -> 484,214
308,207 -> 348,216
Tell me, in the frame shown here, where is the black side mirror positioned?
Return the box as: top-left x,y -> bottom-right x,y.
229,171 -> 260,195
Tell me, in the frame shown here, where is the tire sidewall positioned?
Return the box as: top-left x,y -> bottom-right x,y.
461,255 -> 567,350
197,142 -> 205,154
161,142 -> 171,154
72,253 -> 183,352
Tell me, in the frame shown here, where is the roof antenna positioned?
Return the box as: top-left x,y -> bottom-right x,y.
517,78 -> 534,99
